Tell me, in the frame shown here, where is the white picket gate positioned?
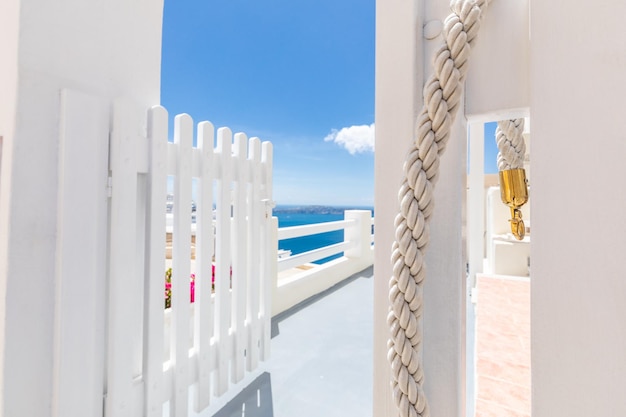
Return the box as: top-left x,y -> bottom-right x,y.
106,101 -> 274,417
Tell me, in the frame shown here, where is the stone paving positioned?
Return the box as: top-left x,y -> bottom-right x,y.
475,274 -> 531,417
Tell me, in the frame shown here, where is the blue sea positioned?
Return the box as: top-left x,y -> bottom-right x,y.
274,206 -> 373,264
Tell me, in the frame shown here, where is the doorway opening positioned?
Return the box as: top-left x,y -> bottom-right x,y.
467,118 -> 531,416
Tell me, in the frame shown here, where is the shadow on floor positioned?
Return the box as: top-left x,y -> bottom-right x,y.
214,265 -> 374,417
212,372 -> 274,417
270,265 -> 373,338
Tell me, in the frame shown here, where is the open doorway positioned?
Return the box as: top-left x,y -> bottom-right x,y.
467,118 -> 531,416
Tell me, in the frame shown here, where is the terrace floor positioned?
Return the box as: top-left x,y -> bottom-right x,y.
211,267 -> 530,417
267,266 -> 374,417
475,274 -> 531,417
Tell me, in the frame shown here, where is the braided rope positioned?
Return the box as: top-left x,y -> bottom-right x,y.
496,119 -> 526,170
388,1 -> 490,416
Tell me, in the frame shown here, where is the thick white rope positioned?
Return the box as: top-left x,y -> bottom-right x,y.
388,1 -> 490,416
496,119 -> 526,170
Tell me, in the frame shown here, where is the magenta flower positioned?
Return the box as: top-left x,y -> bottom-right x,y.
164,264 -> 230,309
190,273 -> 195,303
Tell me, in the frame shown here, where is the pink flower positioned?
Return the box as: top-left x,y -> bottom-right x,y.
165,264 -> 230,309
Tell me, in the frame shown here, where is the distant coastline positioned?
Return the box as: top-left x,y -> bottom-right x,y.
273,205 -> 374,215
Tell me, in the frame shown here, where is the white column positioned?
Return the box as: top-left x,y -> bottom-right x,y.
466,120 -> 485,417
422,107 -> 467,417
374,0 -> 423,415
344,210 -> 373,264
0,0 -> 164,416
467,122 -> 485,287
0,3 -> 19,415
375,0 -> 467,415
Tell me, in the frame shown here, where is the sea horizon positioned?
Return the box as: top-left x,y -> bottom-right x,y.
273,203 -> 374,214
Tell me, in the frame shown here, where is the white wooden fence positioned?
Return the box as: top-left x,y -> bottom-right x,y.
106,101 -> 274,417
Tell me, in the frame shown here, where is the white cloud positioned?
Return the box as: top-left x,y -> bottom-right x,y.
324,123 -> 375,155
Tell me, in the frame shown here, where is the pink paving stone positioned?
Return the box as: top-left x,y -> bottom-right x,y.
476,275 -> 531,416
476,398 -> 530,417
476,357 -> 530,388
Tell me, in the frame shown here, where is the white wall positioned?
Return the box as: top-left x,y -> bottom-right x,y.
0,1 -> 164,416
465,0 -> 530,120
273,254 -> 374,317
374,0 -> 422,415
0,1 -> 20,413
390,0 -> 626,416
375,0 -> 467,415
530,1 -> 626,415
273,211 -> 374,316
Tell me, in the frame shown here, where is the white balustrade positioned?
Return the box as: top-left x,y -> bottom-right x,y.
271,209 -> 375,316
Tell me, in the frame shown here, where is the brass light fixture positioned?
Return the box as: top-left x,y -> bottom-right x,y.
499,168 -> 529,240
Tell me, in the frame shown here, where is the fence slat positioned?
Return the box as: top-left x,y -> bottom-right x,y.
166,142 -> 177,176
193,121 -> 215,411
107,104 -> 274,417
231,133 -> 249,383
144,105 -> 168,417
214,128 -> 233,396
247,138 -> 262,371
170,114 -> 193,417
107,99 -> 140,417
260,142 -> 274,361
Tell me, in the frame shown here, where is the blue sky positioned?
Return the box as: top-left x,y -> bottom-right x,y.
161,0 -> 376,207
484,122 -> 498,173
160,1 -> 499,207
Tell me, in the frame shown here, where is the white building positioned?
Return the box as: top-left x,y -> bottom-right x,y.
375,1 -> 626,416
1,0 -> 625,416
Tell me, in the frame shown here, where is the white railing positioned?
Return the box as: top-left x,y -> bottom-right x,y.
271,210 -> 375,316
277,218 -> 357,271
106,101 -> 273,417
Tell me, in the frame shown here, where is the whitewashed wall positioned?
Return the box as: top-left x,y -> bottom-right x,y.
465,0 -> 530,120
375,1 -> 467,416
0,0 -> 164,416
529,2 -> 626,416
377,1 -> 626,417
0,1 -> 19,413
374,1 -> 422,415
